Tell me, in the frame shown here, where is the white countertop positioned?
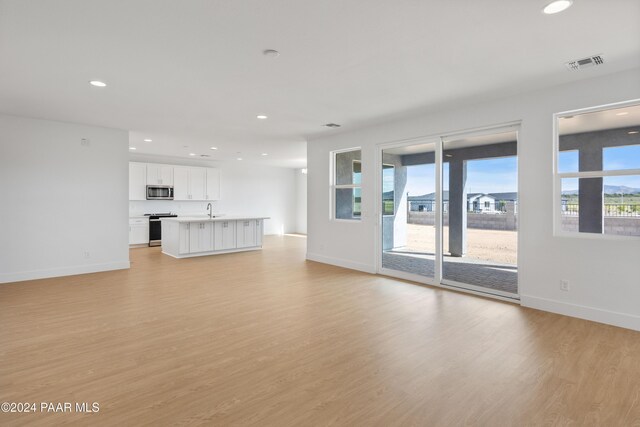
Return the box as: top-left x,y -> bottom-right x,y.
161,216 -> 269,223
129,213 -> 222,219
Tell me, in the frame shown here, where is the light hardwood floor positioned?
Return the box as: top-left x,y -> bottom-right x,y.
1,235 -> 640,426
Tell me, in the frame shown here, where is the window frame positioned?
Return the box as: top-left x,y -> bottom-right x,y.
553,99 -> 640,239
331,148 -> 362,222
381,163 -> 395,217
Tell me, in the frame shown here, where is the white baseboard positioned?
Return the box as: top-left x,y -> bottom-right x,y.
0,261 -> 131,284
521,294 -> 640,331
306,252 -> 376,274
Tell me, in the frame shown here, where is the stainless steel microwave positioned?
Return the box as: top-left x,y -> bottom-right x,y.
146,185 -> 174,200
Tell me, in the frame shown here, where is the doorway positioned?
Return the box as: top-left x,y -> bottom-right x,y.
378,127 -> 519,300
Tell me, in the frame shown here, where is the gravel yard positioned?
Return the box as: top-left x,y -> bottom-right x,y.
403,224 -> 517,266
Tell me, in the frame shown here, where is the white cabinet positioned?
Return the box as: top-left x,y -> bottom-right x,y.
129,163 -> 147,200
179,223 -> 190,254
190,168 -> 207,200
255,219 -> 263,247
205,168 -> 221,200
235,219 -> 263,248
189,222 -> 214,253
146,164 -> 173,186
214,221 -> 236,250
173,167 -> 190,200
236,220 -> 257,248
129,218 -> 149,245
129,162 -> 221,201
162,217 -> 266,258
174,166 -> 207,201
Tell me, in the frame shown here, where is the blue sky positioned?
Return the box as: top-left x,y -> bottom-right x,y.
559,146 -> 640,173
400,145 -> 640,196
405,157 -> 517,196
560,145 -> 640,190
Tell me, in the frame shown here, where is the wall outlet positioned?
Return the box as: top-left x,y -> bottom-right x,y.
560,280 -> 570,292
84,251 -> 91,259
81,138 -> 90,147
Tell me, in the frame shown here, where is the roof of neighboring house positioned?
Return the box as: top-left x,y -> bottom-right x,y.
488,192 -> 518,201
467,193 -> 495,201
407,192 -> 443,201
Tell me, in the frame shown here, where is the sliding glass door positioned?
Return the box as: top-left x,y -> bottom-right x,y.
380,142 -> 438,282
379,128 -> 519,299
441,131 -> 518,298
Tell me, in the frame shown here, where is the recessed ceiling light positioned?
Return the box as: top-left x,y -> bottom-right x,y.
263,49 -> 280,58
261,153 -> 268,156
210,146 -> 218,150
89,80 -> 107,87
543,0 -> 573,14
237,157 -> 243,161
616,112 -> 629,116
257,115 -> 268,119
129,147 -> 137,150
629,131 -> 639,135
143,138 -> 152,142
189,153 -> 196,156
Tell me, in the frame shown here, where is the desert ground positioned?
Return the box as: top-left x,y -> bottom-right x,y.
403,224 -> 517,265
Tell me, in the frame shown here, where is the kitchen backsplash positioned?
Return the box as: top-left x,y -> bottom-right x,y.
129,200 -> 220,216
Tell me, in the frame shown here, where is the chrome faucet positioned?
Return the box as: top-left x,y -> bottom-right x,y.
207,203 -> 213,219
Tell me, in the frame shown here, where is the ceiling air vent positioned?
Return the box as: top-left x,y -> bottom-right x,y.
323,123 -> 341,128
565,55 -> 604,71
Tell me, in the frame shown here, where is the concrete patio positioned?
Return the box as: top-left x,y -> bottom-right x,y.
382,251 -> 518,294
382,225 -> 518,295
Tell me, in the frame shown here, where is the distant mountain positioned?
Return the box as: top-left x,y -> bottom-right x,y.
562,185 -> 640,195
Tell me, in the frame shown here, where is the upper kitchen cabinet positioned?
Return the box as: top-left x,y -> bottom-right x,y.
129,162 -> 147,200
146,164 -> 173,186
205,168 -> 220,200
174,166 -> 207,200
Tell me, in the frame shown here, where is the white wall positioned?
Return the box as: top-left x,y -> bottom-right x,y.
0,114 -> 130,283
307,67 -> 640,331
129,154 -> 297,235
295,169 -> 307,234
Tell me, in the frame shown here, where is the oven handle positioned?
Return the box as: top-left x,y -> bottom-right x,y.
150,219 -> 161,222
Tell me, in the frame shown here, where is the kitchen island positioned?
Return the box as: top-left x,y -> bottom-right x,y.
161,216 -> 268,258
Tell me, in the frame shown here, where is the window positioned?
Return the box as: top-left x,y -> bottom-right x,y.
555,101 -> 640,237
484,201 -> 491,209
558,150 -> 578,173
333,149 -> 362,220
382,164 -> 394,216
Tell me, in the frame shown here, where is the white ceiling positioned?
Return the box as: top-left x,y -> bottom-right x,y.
559,103 -> 640,134
1,0 -> 639,168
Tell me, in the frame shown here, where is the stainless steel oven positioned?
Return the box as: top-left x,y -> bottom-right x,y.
146,213 -> 178,246
146,185 -> 174,200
